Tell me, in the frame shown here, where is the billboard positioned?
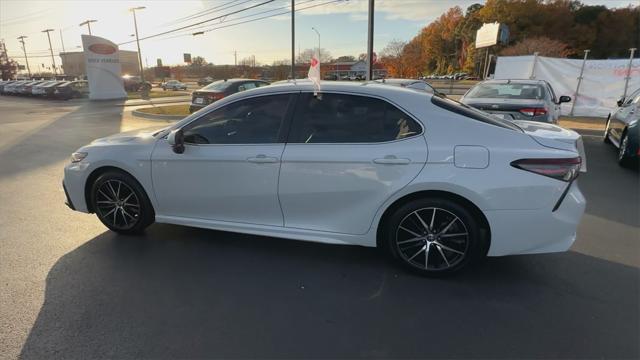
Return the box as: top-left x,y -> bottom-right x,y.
81,34 -> 127,100
475,22 -> 508,48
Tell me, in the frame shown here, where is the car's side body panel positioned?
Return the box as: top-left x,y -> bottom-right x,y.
63,81 -> 586,257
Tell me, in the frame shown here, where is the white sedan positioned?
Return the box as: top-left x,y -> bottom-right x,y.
63,81 -> 586,276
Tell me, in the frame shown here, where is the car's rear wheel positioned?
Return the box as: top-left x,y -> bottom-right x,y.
383,198 -> 484,276
618,132 -> 637,168
91,171 -> 154,234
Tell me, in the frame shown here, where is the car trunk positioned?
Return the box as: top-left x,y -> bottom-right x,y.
514,120 -> 587,172
192,91 -> 224,106
465,98 -> 548,122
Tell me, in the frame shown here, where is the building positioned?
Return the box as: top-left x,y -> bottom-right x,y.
59,50 -> 140,77
324,60 -> 387,79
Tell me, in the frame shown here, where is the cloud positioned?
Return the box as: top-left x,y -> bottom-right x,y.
299,0 -> 478,22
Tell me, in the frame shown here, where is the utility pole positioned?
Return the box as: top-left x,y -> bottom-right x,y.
17,36 -> 31,78
79,20 -> 97,35
59,29 -> 66,53
130,7 -> 146,82
234,50 -> 237,66
42,29 -> 57,75
366,0 -> 374,80
622,47 -> 637,99
291,0 -> 295,79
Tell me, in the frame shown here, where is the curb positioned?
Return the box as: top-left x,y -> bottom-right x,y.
132,109 -> 186,121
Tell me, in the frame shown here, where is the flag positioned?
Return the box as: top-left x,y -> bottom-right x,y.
307,49 -> 321,95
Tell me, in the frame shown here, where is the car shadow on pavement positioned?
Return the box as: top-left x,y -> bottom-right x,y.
0,99 -> 125,181
20,224 -> 639,359
579,136 -> 639,228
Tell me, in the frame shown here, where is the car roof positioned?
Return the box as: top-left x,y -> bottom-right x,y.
225,79 -> 429,100
479,79 -> 546,85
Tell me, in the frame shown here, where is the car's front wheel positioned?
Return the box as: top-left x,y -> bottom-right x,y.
91,171 -> 154,234
382,198 -> 485,276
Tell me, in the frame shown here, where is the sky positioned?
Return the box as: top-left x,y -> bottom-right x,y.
1,0 -> 637,73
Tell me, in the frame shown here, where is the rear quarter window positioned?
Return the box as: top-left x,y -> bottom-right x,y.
431,94 -> 522,131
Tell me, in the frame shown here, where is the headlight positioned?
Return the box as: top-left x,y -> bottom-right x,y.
70,152 -> 88,163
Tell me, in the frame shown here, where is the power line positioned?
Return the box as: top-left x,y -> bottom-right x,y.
118,0 -> 276,46
133,0 -> 338,44
164,0 -> 252,26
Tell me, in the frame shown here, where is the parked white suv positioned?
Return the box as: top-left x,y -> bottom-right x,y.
63,81 -> 586,276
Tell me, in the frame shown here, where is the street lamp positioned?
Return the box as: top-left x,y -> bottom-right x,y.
129,6 -> 146,82
79,19 -> 97,35
42,29 -> 57,75
192,31 -> 204,36
311,26 -> 320,62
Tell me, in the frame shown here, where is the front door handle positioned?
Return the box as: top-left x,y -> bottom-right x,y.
373,156 -> 411,165
247,154 -> 279,163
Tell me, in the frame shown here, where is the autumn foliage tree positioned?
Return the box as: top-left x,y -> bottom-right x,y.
500,37 -> 571,57
382,0 -> 639,77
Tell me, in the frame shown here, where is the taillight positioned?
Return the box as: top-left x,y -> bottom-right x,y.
511,157 -> 581,182
207,93 -> 224,101
519,108 -> 548,116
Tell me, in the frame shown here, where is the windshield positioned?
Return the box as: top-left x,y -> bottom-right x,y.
431,93 -> 522,132
203,80 -> 232,91
466,83 -> 545,100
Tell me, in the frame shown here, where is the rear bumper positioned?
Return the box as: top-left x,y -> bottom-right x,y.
189,104 -> 205,113
485,181 -> 586,256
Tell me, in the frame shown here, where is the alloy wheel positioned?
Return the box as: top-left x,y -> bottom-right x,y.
395,207 -> 469,271
95,180 -> 141,230
618,134 -> 628,161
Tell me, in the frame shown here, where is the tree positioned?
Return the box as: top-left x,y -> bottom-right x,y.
500,37 -> 571,57
334,55 -> 356,62
296,48 -> 332,63
191,56 -> 207,67
380,39 -> 407,77
0,40 -> 18,80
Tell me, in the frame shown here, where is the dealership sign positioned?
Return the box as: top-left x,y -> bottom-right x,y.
81,34 -> 126,100
475,22 -> 509,48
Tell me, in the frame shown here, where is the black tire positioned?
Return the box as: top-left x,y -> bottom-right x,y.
382,198 -> 485,277
90,171 -> 154,234
617,132 -> 637,168
603,117 -> 612,144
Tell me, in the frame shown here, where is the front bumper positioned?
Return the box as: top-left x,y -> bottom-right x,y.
485,181 -> 586,256
63,161 -> 92,213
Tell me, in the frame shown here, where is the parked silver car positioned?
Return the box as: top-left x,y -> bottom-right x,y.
460,79 -> 571,124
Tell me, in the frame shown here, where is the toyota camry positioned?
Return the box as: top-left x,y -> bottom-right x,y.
63,81 -> 586,276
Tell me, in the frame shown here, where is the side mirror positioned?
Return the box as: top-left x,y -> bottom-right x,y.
616,96 -> 625,107
167,129 -> 185,154
559,95 -> 571,103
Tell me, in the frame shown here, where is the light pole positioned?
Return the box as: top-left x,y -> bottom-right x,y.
42,29 -> 57,75
79,20 -> 97,35
291,0 -> 295,79
366,0 -> 374,80
130,6 -> 146,82
311,27 -> 320,63
17,36 -> 31,78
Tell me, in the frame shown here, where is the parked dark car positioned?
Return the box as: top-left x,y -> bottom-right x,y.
53,81 -> 89,100
604,88 -> 639,168
189,78 -> 269,113
375,78 -> 438,94
123,75 -> 143,92
460,79 -> 571,124
198,77 -> 214,86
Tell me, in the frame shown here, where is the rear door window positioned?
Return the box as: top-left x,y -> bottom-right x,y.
288,93 -> 422,143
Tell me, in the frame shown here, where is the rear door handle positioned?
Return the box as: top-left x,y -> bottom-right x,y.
373,156 -> 411,165
247,154 -> 279,163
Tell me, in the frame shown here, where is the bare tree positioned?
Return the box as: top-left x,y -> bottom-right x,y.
380,39 -> 407,77
296,48 -> 332,64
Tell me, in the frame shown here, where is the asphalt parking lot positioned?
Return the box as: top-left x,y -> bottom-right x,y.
0,96 -> 638,359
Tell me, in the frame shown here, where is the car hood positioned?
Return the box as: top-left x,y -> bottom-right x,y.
90,125 -> 169,145
514,120 -> 587,172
